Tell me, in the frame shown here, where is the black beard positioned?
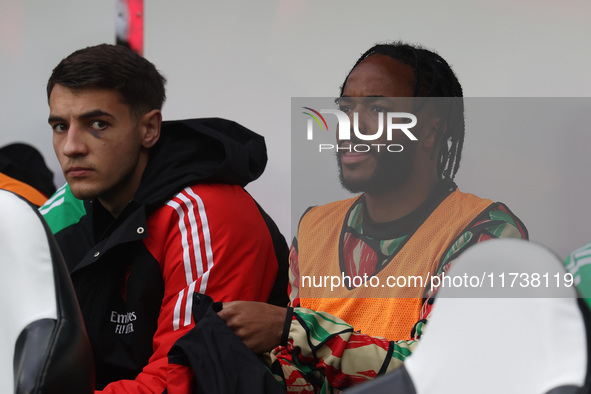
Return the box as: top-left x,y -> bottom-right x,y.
337,142 -> 417,195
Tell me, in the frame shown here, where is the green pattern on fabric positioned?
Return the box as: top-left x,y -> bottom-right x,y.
564,242 -> 591,310
297,311 -> 350,343
414,321 -> 425,338
347,203 -> 364,233
439,231 -> 473,275
39,183 -> 86,234
489,209 -> 517,229
380,236 -> 405,256
394,343 -> 415,359
439,207 -> 520,276
291,357 -> 315,375
487,222 -> 510,238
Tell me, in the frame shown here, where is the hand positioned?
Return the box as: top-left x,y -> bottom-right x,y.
218,301 -> 287,354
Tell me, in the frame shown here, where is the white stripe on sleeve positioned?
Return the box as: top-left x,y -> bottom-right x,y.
172,288 -> 185,331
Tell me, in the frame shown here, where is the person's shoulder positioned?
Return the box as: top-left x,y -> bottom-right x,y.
451,186 -> 527,233
150,183 -> 260,225
565,241 -> 591,267
296,196 -> 361,236
464,199 -> 529,241
564,241 -> 591,309
303,196 -> 360,217
39,183 -> 87,234
449,187 -> 494,207
0,172 -> 48,207
428,183 -> 527,244
161,183 -> 254,209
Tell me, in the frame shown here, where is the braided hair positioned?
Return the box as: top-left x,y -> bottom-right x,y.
340,42 -> 464,181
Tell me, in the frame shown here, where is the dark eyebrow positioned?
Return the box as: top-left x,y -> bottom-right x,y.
48,109 -> 115,124
335,96 -> 389,105
47,115 -> 65,124
79,109 -> 115,119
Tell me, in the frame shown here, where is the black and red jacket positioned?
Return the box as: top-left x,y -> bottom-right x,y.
50,118 -> 289,393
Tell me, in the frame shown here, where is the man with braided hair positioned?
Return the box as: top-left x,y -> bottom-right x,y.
219,42 -> 528,393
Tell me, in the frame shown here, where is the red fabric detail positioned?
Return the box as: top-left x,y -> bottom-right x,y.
342,232 -> 377,285
165,364 -> 195,394
478,233 -> 493,242
320,360 -> 373,388
121,0 -> 143,55
289,244 -> 300,307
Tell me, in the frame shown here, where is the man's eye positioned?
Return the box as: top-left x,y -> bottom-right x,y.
53,124 -> 67,133
91,120 -> 108,130
339,105 -> 351,114
372,106 -> 387,113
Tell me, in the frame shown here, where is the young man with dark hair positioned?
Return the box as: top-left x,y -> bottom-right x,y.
42,43 -> 288,392
219,42 -> 528,393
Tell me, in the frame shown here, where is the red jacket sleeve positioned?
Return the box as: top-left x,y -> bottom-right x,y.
97,184 -> 282,393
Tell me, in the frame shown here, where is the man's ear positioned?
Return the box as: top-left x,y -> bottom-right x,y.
140,109 -> 162,149
421,117 -> 445,150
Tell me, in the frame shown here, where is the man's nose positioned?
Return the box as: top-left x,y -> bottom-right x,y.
62,126 -> 88,157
